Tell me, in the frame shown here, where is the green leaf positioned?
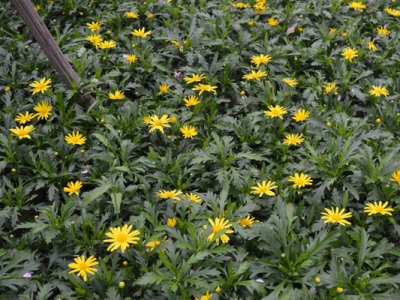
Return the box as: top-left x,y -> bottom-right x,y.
82,183 -> 112,207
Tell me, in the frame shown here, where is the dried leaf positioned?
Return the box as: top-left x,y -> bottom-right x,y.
286,22 -> 298,36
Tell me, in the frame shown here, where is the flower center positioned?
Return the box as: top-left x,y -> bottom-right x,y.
375,207 -> 384,213
78,262 -> 87,270
212,225 -> 223,234
117,233 -> 127,243
154,120 -> 163,126
331,213 -> 341,221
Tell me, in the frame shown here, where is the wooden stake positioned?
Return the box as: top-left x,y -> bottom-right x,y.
11,0 -> 93,105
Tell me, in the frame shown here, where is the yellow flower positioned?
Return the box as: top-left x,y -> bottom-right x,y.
126,54 -> 137,64
250,180 -> 277,197
390,170 -> 400,184
287,173 -> 313,189
68,255 -> 98,282
180,125 -> 198,139
283,133 -> 305,146
292,109 -> 310,122
156,190 -> 182,201
385,7 -> 400,16
34,101 -> 53,120
34,5 -> 40,11
377,26 -> 390,36
238,215 -> 255,228
195,291 -> 213,300
184,192 -> 202,204
282,78 -> 298,87
207,217 -> 234,245
231,2 -> 250,8
242,70 -> 268,81
248,19 -> 254,26
216,286 -> 221,292
337,287 -> 344,294
364,201 -> 394,216
184,95 -> 201,107
253,2 -> 267,14
171,40 -> 183,52
29,77 -> 52,95
342,31 -> 348,37
264,105 -> 288,119
329,27 -> 337,34
131,27 -> 152,38
125,11 -> 139,19
267,18 -> 279,26
64,131 -> 86,145
323,82 -> 338,94
369,86 -> 389,97
348,1 -> 366,10
63,181 -> 83,196
251,54 -> 272,68
184,73 -> 206,84
321,207 -> 352,226
108,90 -> 125,100
169,116 -> 177,124
367,40 -> 378,51
85,34 -> 103,48
86,21 -> 102,31
192,84 -> 217,95
143,116 -> 152,124
167,217 -> 177,228
103,224 -> 140,253
15,112 -> 36,124
148,115 -> 171,134
341,47 -> 358,62
9,125 -> 35,139
146,238 -> 163,252
159,83 -> 169,94
99,40 -> 116,49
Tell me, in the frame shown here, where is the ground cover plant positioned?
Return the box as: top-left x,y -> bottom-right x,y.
1,0 -> 400,299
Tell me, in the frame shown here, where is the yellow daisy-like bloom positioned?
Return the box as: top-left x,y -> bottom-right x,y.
329,27 -> 337,34
342,31 -> 348,37
64,131 -> 86,145
146,238 -> 163,252
283,133 -> 305,146
250,180 -> 277,197
184,73 -> 206,84
34,101 -> 53,120
282,78 -> 298,87
68,255 -> 98,282
231,2 -> 250,8
34,5 -> 40,11
184,192 -> 203,204
85,34 -> 103,48
348,1 -> 366,10
207,217 -> 234,245
292,109 -> 310,122
63,181 -> 83,196
367,40 -> 378,51
167,217 -> 177,228
287,173 -> 313,189
242,70 -> 268,81
29,77 -> 52,95
108,90 -> 125,100
364,201 -> 394,216
156,189 -> 182,201
148,115 -> 171,134
385,7 -> 400,17
195,291 -> 213,300
126,54 -> 137,64
184,95 -> 201,107
369,86 -> 389,97
15,112 -> 36,124
180,125 -> 198,139
267,18 -> 279,26
159,83 -> 169,94
251,54 -> 272,68
99,40 -> 116,49
238,215 -> 255,228
323,82 -> 338,94
341,47 -> 358,62
131,27 -> 152,38
253,3 -> 267,14
125,11 -> 139,19
390,170 -> 400,184
143,116 -> 152,124
86,21 -> 102,32
192,84 -> 218,95
377,26 -> 390,36
103,224 -> 140,253
264,105 -> 288,119
321,207 -> 352,226
9,125 -> 35,139
171,40 -> 183,52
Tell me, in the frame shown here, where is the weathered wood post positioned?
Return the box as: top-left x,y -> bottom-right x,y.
11,0 -> 93,105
